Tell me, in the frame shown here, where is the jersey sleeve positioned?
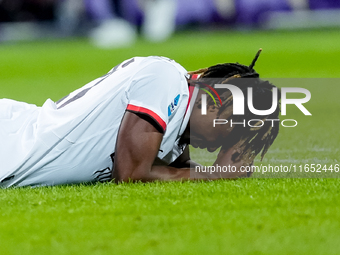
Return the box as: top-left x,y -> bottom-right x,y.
126,60 -> 185,132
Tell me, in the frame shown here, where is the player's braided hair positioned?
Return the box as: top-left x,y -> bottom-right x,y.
188,49 -> 280,162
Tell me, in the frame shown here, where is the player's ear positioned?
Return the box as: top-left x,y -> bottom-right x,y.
207,104 -> 219,112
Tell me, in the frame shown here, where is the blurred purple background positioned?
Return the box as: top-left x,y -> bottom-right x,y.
1,0 -> 340,25
1,0 -> 340,42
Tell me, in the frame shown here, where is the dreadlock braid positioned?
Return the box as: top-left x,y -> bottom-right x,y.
189,56 -> 280,163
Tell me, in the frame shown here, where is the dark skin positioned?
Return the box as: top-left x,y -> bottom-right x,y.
113,111 -> 192,182
112,90 -> 254,182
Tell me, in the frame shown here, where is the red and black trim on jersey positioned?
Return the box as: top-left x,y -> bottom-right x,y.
126,74 -> 198,134
186,74 -> 200,113
190,74 -> 200,80
126,104 -> 167,132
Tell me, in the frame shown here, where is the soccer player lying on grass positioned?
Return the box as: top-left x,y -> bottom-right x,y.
0,51 -> 280,187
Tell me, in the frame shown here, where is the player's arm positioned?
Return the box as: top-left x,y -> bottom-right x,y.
113,111 -> 252,182
113,111 -> 195,182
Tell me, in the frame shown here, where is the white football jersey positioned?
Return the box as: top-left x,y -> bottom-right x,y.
0,56 -> 198,187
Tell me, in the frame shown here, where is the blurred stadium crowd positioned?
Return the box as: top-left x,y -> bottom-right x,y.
0,0 -> 340,46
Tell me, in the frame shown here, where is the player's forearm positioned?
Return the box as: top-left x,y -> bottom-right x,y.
147,164 -> 247,181
121,164 -> 242,182
141,165 -> 192,181
113,154 -> 250,183
113,163 -> 209,182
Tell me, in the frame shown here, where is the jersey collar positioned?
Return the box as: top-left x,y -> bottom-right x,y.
178,76 -> 200,136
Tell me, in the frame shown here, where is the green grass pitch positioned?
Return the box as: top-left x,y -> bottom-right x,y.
0,30 -> 340,254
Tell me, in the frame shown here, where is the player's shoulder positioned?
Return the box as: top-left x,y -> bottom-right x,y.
134,56 -> 189,79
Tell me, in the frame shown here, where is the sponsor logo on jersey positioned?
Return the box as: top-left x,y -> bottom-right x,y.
168,94 -> 180,116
